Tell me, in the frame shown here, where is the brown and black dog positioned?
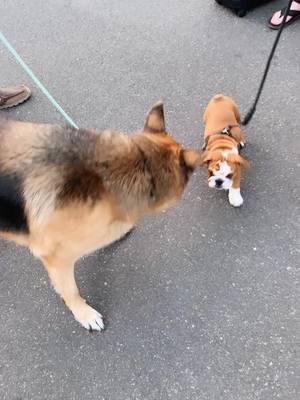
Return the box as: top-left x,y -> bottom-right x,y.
0,102 -> 200,331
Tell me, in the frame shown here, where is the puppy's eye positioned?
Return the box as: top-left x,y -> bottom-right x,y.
208,170 -> 213,177
226,173 -> 233,179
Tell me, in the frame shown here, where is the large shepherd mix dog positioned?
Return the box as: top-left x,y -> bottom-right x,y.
0,102 -> 200,331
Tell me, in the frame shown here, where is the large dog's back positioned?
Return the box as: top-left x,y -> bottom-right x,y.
0,119 -> 128,233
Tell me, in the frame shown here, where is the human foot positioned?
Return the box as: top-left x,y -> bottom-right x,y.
268,1 -> 300,30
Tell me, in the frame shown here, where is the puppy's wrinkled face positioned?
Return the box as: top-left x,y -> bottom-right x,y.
208,159 -> 234,190
201,151 -> 249,190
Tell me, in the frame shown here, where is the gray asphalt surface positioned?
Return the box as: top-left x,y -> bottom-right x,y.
0,1 -> 299,399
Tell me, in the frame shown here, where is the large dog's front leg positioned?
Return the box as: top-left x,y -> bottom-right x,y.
41,254 -> 104,331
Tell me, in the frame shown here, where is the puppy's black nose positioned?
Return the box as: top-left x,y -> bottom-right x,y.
215,179 -> 223,187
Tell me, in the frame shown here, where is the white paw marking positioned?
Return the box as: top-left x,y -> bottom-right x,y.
229,188 -> 243,207
73,304 -> 105,332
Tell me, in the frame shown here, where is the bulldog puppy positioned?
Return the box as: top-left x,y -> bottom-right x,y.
201,94 -> 249,207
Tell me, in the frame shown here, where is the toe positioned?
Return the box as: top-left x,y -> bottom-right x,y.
73,304 -> 105,332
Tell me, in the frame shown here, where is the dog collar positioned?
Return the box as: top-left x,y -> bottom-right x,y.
220,125 -> 239,138
202,124 -> 242,152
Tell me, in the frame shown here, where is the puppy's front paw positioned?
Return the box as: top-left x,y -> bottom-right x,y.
229,188 -> 243,207
73,303 -> 105,332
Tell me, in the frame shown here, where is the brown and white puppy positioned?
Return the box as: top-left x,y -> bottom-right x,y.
0,102 -> 200,331
201,94 -> 249,207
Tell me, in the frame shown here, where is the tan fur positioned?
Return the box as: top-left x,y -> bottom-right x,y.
203,94 -> 245,145
0,102 -> 199,331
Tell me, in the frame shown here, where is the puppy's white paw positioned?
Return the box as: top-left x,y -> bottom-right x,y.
73,303 -> 105,332
229,188 -> 243,207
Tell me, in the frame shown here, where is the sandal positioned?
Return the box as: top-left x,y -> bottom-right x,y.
268,1 -> 300,30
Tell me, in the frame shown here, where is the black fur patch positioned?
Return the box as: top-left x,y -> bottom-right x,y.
58,168 -> 104,203
0,173 -> 28,233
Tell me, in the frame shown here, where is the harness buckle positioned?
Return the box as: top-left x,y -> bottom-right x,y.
221,127 -> 232,137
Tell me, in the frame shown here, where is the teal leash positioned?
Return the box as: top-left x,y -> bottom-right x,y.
0,31 -> 79,129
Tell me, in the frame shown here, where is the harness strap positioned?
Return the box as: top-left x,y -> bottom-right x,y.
202,124 -> 241,151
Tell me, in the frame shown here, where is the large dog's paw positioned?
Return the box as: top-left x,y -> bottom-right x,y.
73,303 -> 105,332
229,188 -> 243,207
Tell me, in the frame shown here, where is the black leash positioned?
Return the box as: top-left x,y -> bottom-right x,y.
242,0 -> 294,126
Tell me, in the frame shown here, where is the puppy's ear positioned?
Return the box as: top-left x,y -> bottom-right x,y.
144,101 -> 165,133
181,149 -> 202,169
239,156 -> 250,169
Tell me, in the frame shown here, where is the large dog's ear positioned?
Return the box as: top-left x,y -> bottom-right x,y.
144,101 -> 166,133
228,154 -> 250,169
181,149 -> 202,169
198,150 -> 223,166
198,150 -> 213,166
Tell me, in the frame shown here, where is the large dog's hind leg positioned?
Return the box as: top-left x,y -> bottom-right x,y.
41,255 -> 104,332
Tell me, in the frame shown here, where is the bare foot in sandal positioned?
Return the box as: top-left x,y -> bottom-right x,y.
269,0 -> 300,29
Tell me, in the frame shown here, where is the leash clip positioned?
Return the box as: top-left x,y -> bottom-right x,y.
221,127 -> 232,137
221,127 -> 230,135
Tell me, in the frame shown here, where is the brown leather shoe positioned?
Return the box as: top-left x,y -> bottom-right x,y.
0,85 -> 31,109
